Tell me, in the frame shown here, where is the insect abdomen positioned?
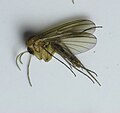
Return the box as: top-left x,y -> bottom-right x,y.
52,43 -> 81,67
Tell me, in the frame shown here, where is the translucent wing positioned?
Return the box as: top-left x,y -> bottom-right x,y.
60,32 -> 97,54
41,20 -> 96,40
40,19 -> 97,55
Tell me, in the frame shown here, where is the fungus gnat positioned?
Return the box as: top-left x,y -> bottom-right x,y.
16,19 -> 102,86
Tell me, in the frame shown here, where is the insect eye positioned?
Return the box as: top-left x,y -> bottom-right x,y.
27,47 -> 34,54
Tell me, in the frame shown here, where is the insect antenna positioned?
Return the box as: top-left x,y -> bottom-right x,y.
16,51 -> 28,70
16,51 -> 32,87
27,55 -> 32,87
41,47 -> 77,77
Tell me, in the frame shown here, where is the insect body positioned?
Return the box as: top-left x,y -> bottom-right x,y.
16,19 -> 102,86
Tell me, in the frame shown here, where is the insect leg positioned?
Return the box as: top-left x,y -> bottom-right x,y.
78,63 -> 101,86
42,47 -> 77,77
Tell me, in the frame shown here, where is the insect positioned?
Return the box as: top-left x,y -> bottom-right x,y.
16,19 -> 102,86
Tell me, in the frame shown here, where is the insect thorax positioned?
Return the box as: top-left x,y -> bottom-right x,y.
26,36 -> 55,62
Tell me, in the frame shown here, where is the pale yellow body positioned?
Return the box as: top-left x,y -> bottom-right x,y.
26,36 -> 55,62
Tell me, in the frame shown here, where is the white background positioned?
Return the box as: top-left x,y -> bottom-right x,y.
0,0 -> 120,113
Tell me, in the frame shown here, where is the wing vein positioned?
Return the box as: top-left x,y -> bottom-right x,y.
63,41 -> 96,44
61,43 -> 90,50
